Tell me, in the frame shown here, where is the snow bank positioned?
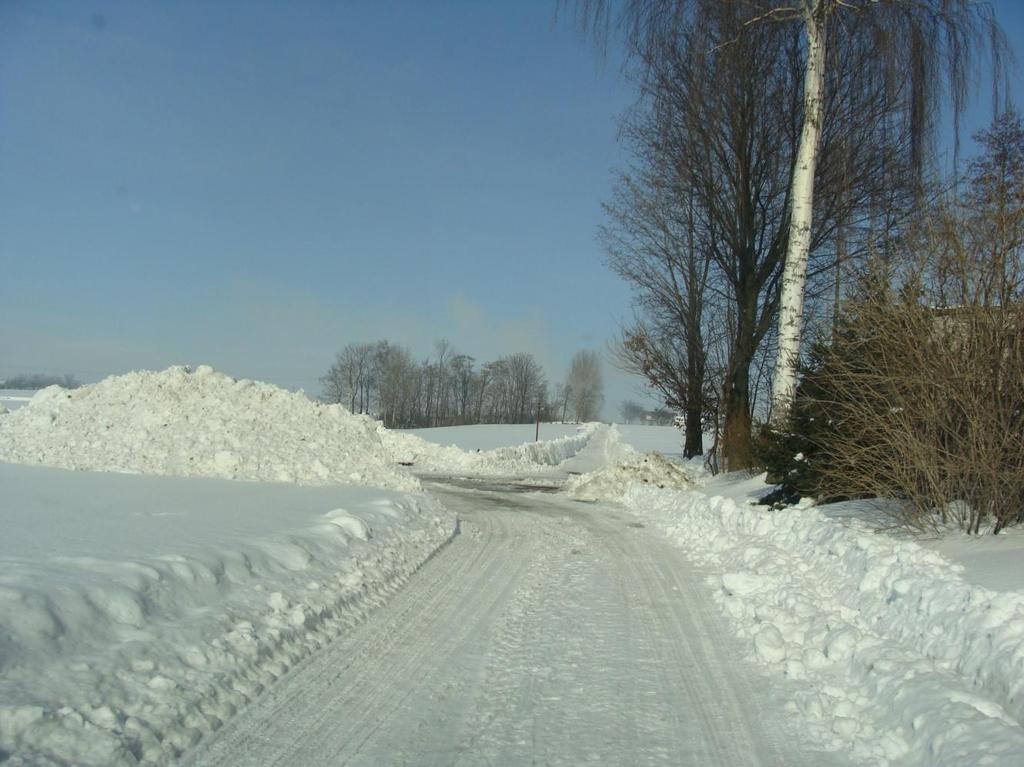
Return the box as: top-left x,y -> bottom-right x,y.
0,464 -> 456,766
566,452 -> 695,501
400,423 -> 582,451
380,422 -> 598,476
0,366 -> 417,491
623,483 -> 1024,765
0,366 -> 602,488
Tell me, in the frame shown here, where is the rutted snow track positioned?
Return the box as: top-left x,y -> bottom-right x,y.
183,482 -> 845,767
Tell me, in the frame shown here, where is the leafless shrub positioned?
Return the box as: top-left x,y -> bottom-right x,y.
806,292 -> 1023,533
804,112 -> 1024,533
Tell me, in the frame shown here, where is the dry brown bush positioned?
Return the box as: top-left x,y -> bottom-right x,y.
803,112 -> 1024,533
806,290 -> 1024,533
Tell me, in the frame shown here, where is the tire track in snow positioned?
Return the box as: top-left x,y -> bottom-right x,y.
573,503 -> 773,765
616,530 -> 769,764
183,484 -> 849,767
184,500 -> 529,766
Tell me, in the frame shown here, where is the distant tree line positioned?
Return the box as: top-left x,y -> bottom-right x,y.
320,341 -> 603,428
618,400 -> 675,426
1,373 -> 80,390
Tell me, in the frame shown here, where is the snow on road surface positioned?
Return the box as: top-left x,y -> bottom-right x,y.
182,481 -> 846,767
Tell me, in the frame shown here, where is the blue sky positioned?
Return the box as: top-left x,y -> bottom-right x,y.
1,1 -> 1021,415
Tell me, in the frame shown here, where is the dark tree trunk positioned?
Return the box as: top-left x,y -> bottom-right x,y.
721,375 -> 752,471
683,400 -> 703,458
683,303 -> 705,458
722,276 -> 759,470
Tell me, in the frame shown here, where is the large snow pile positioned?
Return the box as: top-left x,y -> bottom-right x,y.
379,422 -> 597,476
0,463 -> 456,766
0,366 -> 417,491
623,482 -> 1024,765
566,452 -> 695,501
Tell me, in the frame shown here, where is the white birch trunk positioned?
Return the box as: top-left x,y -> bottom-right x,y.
770,1 -> 827,426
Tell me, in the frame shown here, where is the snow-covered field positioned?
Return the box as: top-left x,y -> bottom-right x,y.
614,424 -> 689,457
404,422 -> 686,458
382,423 -> 597,477
401,423 -> 582,451
922,528 -> 1024,593
819,498 -> 1024,593
0,389 -> 35,413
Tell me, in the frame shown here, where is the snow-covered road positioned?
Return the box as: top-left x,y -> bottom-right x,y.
183,480 -> 844,767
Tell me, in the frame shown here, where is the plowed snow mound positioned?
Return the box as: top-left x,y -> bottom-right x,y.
566,452 -> 694,501
0,365 -> 418,491
379,423 -> 597,476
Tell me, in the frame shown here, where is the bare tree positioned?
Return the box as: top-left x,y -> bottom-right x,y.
322,341 -> 570,428
768,0 -> 1007,425
573,0 -> 1007,437
1,373 -> 81,390
603,121 -> 710,455
565,350 -> 604,422
373,341 -> 417,428
619,399 -> 645,424
603,2 -> 919,467
321,343 -> 376,414
555,382 -> 573,422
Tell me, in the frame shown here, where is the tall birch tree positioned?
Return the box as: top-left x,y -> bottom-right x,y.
767,0 -> 1006,425
594,0 -> 920,467
574,0 -> 1007,429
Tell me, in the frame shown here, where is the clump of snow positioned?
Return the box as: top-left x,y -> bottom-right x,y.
623,482 -> 1024,765
566,452 -> 694,501
0,463 -> 456,765
0,366 -> 418,491
380,422 -> 598,476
